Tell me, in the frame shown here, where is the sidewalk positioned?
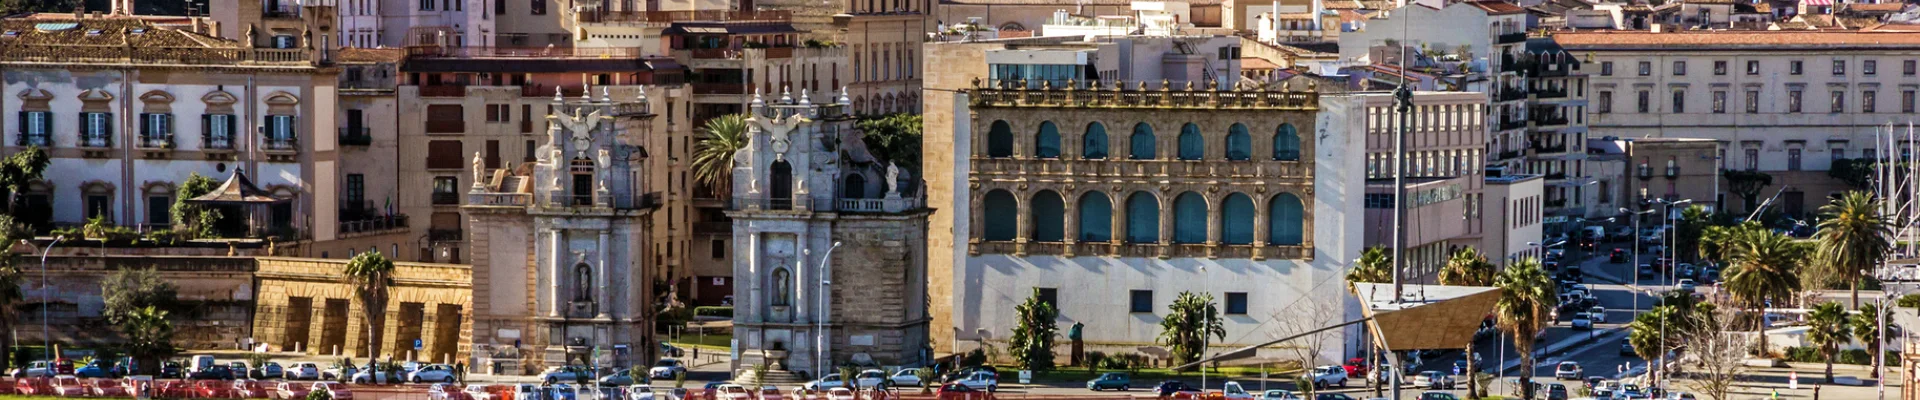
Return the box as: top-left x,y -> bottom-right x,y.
1496,328 -> 1626,375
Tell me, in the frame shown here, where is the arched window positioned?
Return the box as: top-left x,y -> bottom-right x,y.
771,268 -> 792,306
1172,192 -> 1207,244
1269,193 -> 1305,245
1031,190 -> 1065,242
1178,123 -> 1204,161
1125,192 -> 1160,243
983,189 -> 1017,241
843,174 -> 867,199
1078,192 -> 1112,242
1129,123 -> 1156,160
1273,123 -> 1301,161
1221,193 -> 1255,245
770,160 -> 794,210
1226,123 -> 1252,161
1035,121 -> 1061,159
1083,122 -> 1109,159
987,120 -> 1014,158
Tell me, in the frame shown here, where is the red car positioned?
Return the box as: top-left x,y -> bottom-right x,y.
87,379 -> 128,397
53,359 -> 76,375
157,381 -> 194,399
311,382 -> 353,400
1342,358 -> 1370,377
15,377 -> 48,395
232,380 -> 270,399
49,376 -> 87,397
194,379 -> 236,398
936,383 -> 992,400
275,381 -> 311,400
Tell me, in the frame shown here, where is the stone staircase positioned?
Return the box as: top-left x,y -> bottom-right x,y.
733,368 -> 810,386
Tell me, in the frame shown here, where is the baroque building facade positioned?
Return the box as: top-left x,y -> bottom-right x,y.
728,89 -> 932,376
465,89 -> 661,373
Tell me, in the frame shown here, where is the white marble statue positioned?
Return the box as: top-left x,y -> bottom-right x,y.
596,149 -> 612,191
885,162 -> 900,196
472,151 -> 486,184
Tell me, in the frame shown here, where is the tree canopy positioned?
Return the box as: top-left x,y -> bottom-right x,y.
856,113 -> 924,173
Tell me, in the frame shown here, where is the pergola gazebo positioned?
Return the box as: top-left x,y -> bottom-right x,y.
184,169 -> 288,238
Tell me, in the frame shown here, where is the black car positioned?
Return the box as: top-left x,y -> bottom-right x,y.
1155,381 -> 1200,397
1315,394 -> 1356,400
1619,338 -> 1635,356
160,361 -> 184,379
189,365 -> 235,380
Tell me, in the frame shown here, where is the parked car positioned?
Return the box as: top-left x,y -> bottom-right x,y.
1411,371 -> 1455,389
411,364 -> 460,383
951,371 -> 998,392
889,368 -> 925,387
321,364 -> 354,381
88,379 -> 131,397
934,383 -> 986,400
190,365 -> 236,380
75,360 -> 116,378
1543,383 -> 1569,400
598,369 -> 638,387
1554,362 -> 1582,380
255,362 -> 285,380
276,381 -> 312,400
159,362 -> 183,379
649,359 -> 687,380
1313,394 -> 1356,400
466,384 -> 500,400
1677,279 -> 1697,293
1342,357 -> 1371,377
1665,392 -> 1697,400
431,383 -> 476,400
351,364 -> 394,385
855,369 -> 890,388
1678,264 -> 1696,278
284,362 -> 319,380
1088,372 -> 1130,391
229,361 -> 252,380
1418,392 -> 1459,400
12,361 -> 53,378
804,374 -> 848,391
49,375 -> 86,397
1261,390 -> 1300,400
1302,365 -> 1348,388
538,366 -> 589,385
313,382 -> 353,400
659,343 -> 685,358
192,379 -> 235,398
231,380 -> 269,398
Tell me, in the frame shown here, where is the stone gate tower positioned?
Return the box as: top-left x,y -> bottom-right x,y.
466,87 -> 661,373
729,88 -> 933,377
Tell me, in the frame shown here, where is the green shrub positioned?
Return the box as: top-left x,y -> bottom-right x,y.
1785,347 -> 1821,363
1086,351 -> 1108,370
693,306 -> 733,318
1839,349 -> 1872,365
144,230 -> 181,246
1899,294 -> 1920,308
960,349 -> 987,368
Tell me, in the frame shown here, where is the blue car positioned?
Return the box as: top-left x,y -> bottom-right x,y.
75,361 -> 117,378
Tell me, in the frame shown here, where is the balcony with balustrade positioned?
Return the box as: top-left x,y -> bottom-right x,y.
340,127 -> 371,146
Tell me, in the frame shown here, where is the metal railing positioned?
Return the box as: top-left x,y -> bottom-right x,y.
263,135 -> 298,151
418,85 -> 467,97
339,214 -> 409,235
1497,32 -> 1528,44
340,127 -> 372,146
427,229 -> 462,242
431,192 -> 460,205
573,9 -> 792,23
469,193 -> 531,206
262,3 -> 301,18
969,79 -> 1318,110
138,132 -> 173,149
80,132 -> 111,148
15,132 -> 47,147
405,46 -> 648,59
0,44 -> 312,66
204,131 -> 234,150
426,120 -> 465,134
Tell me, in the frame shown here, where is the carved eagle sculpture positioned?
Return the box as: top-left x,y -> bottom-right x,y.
555,107 -> 604,159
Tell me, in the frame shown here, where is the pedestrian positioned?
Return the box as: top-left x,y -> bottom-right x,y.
1772,388 -> 1780,400
1814,384 -> 1821,400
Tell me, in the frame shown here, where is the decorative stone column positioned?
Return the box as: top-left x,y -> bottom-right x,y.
1014,192 -> 1030,257
1252,197 -> 1269,261
1062,196 -> 1078,257
1157,195 -> 1173,260
1109,199 -> 1125,257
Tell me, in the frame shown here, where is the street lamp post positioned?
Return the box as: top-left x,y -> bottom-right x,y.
809,242 -> 844,381
1619,208 -> 1656,313
1655,198 -> 1690,389
27,236 -> 62,374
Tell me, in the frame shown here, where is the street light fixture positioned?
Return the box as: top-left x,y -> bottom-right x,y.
21,236 -> 62,374
809,241 -> 843,381
1619,208 -> 1657,313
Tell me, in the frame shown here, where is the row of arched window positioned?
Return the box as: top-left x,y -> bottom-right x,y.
979,189 -> 1306,246
986,121 -> 1302,162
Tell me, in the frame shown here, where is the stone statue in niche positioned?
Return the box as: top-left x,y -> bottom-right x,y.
596,149 -> 611,191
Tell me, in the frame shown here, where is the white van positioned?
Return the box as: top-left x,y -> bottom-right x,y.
1582,226 -> 1605,241
188,355 -> 217,375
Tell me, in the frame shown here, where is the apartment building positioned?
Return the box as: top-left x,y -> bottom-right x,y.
1558,30 -> 1920,216
0,4 -> 392,251
924,35 -> 1367,362
1339,1 -> 1595,221
394,47 -> 689,263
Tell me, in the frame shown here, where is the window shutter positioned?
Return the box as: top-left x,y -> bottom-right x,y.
140,113 -> 150,137
78,113 -> 87,137
202,114 -> 212,138
225,115 -> 237,141
105,114 -> 113,145
15,112 -> 24,141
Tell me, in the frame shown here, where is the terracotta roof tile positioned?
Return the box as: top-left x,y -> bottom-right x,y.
1466,0 -> 1527,14
1772,20 -> 1814,30
1842,2 -> 1905,13
1554,30 -> 1920,48
338,47 -> 405,63
1240,57 -> 1281,70
0,17 -> 233,48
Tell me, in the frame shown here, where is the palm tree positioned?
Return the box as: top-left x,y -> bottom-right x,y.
1721,226 -> 1804,355
121,306 -> 173,375
344,251 -> 395,377
1806,301 -> 1852,383
1347,247 -> 1393,285
1814,191 -> 1892,309
1626,306 -> 1671,384
1853,302 -> 1884,379
1440,247 -> 1496,286
690,114 -> 749,199
1156,291 -> 1225,366
1494,258 -> 1556,400
1675,205 -> 1713,263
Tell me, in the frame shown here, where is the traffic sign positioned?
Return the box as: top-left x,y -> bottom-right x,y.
414,339 -> 424,350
